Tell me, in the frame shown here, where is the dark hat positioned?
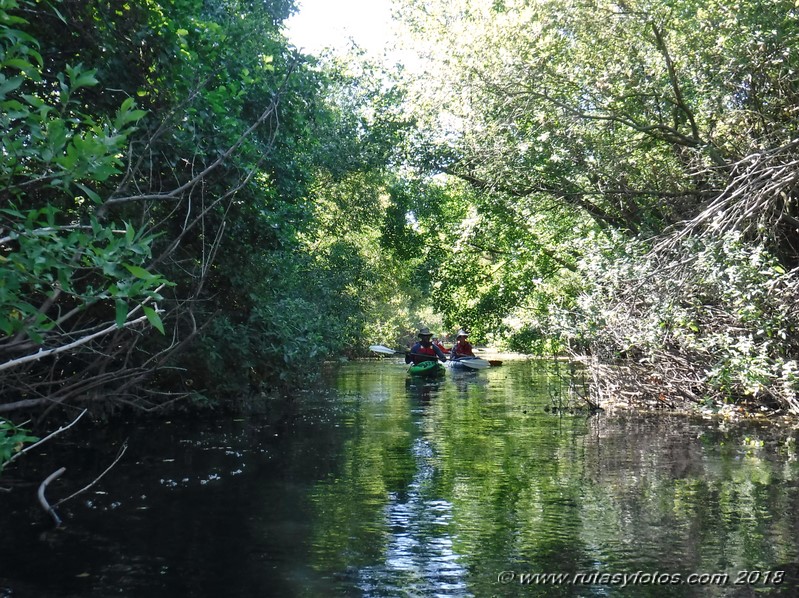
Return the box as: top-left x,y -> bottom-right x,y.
418,327 -> 433,337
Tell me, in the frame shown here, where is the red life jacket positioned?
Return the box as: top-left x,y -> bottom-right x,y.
416,344 -> 437,357
453,340 -> 474,357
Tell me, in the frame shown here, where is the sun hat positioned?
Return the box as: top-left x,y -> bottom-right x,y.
418,327 -> 433,337
456,329 -> 469,337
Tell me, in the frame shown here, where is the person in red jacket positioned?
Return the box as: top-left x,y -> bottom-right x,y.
406,327 -> 447,364
450,329 -> 475,359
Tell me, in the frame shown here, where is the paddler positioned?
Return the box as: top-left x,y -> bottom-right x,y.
450,329 -> 475,359
406,327 -> 447,365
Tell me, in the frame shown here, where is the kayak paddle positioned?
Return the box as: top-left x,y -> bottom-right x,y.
370,345 -> 489,368
369,344 -> 400,355
369,345 -> 444,363
451,357 -> 491,369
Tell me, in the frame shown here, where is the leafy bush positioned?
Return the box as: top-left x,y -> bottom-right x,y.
0,2 -> 172,412
0,419 -> 38,471
550,231 -> 799,412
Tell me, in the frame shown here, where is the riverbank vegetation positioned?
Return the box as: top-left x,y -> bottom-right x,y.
0,0 -> 413,423
3,0 -> 799,469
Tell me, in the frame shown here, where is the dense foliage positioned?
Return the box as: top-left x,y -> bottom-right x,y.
0,0 -> 417,442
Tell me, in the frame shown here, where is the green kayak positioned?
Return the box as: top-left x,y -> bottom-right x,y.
408,360 -> 445,377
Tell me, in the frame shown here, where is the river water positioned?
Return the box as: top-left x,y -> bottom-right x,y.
2,358 -> 799,597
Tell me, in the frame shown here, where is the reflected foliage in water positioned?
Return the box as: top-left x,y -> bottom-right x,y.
1,359 -> 798,597
308,360 -> 799,597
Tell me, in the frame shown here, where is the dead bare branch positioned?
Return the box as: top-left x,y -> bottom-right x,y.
54,440 -> 128,507
37,467 -> 66,527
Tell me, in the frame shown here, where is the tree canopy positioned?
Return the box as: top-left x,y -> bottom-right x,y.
385,0 -> 799,410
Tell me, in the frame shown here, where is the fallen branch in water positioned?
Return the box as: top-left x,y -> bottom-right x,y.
37,467 -> 66,527
54,441 -> 128,508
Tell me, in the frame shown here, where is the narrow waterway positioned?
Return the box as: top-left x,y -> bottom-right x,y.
1,358 -> 798,597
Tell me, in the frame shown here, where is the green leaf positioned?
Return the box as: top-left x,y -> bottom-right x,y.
124,264 -> 153,279
27,328 -> 43,344
113,98 -> 147,128
48,3 -> 68,25
2,58 -> 36,75
115,298 -> 127,328
75,183 -> 102,204
0,317 -> 14,335
0,76 -> 23,98
68,65 -> 98,90
143,305 -> 165,334
0,14 -> 29,27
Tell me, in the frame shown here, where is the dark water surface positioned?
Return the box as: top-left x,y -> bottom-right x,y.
2,358 -> 799,597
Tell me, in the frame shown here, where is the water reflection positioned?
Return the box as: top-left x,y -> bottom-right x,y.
311,360 -> 799,597
405,377 -> 445,406
356,437 -> 470,596
1,359 -> 799,597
